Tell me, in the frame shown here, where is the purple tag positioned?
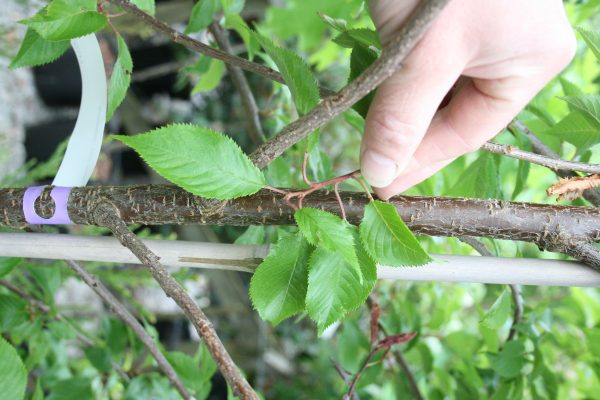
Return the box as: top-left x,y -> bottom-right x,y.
22,186 -> 72,224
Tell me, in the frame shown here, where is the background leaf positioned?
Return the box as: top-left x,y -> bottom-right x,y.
359,200 -> 431,267
185,0 -> 221,34
9,28 -> 70,69
0,337 -> 26,400
447,153 -> 501,198
480,289 -> 512,329
113,124 -> 265,199
130,0 -> 156,15
576,27 -> 600,61
107,34 -> 133,121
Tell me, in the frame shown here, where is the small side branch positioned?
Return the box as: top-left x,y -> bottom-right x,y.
250,0 -> 451,168
481,142 -> 600,175
210,22 -> 266,146
509,121 -> 600,207
562,242 -> 600,272
64,260 -> 192,399
92,201 -> 258,399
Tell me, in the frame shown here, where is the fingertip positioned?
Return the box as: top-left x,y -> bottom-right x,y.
360,148 -> 399,188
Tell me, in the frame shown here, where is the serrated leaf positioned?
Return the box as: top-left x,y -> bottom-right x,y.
359,200 -> 431,267
577,27 -> 600,61
234,226 -> 265,245
192,58 -> 225,94
306,229 -> 376,334
166,351 -> 213,394
113,124 -> 265,199
480,289 -> 511,329
130,0 -> 155,15
294,208 -> 361,278
9,28 -> 70,69
0,295 -> 28,332
107,34 -> 133,121
0,337 -> 27,400
447,152 -> 501,199
559,77 -> 584,100
250,232 -> 311,324
185,0 -> 221,34
333,28 -> 381,50
545,110 -> 600,152
558,95 -> 600,125
252,31 -> 319,115
22,1 -> 107,42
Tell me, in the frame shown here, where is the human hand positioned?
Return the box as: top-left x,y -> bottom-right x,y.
360,0 -> 576,199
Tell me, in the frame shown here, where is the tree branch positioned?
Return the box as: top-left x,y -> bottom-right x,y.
63,259 -> 192,399
105,0 -> 334,97
249,0 -> 451,168
481,142 -> 600,174
509,120 -> 600,207
209,21 -> 265,146
91,201 -> 258,399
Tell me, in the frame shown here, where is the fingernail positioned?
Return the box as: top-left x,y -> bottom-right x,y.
361,149 -> 398,188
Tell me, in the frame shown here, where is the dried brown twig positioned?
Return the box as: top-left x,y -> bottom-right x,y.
547,174 -> 600,201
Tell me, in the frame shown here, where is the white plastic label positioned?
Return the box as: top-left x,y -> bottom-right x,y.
52,34 -> 107,187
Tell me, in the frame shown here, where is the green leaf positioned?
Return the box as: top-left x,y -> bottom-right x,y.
317,12 -> 347,32
192,59 -> 225,94
252,31 -> 319,115
576,27 -> 600,61
113,124 -> 265,199
294,208 -> 360,277
558,95 -> 600,125
333,28 -> 381,50
545,111 -> 600,152
305,229 -> 376,334
234,226 -> 265,245
223,14 -> 259,60
84,346 -> 112,372
0,295 -> 28,332
447,152 -> 501,199
107,34 -> 133,121
9,28 -> 70,69
489,340 -> 526,378
185,0 -> 221,34
559,77 -> 584,99
480,289 -> 512,329
48,378 -> 93,400
512,129 -> 531,200
0,258 -> 21,278
0,337 -> 27,400
349,44 -> 378,118
359,200 -> 431,267
220,0 -> 244,15
250,232 -> 311,324
22,1 -> 107,42
130,0 -> 155,15
166,351 -> 213,394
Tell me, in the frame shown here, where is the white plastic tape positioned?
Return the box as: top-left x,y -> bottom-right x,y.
52,34 -> 107,187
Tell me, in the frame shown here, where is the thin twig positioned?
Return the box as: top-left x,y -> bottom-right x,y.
562,241 -> 600,271
105,0 -> 334,97
509,121 -> 600,206
343,347 -> 384,400
250,0 -> 451,168
209,21 -> 266,146
92,201 -> 258,400
0,279 -> 132,382
64,260 -> 192,399
481,142 -> 600,174
458,237 -> 524,343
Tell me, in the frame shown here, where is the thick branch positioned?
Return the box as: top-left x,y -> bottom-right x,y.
2,186 -> 598,244
481,142 -> 600,174
509,121 -> 600,206
92,202 -> 257,399
249,0 -> 451,168
64,260 -> 191,399
209,22 -> 265,146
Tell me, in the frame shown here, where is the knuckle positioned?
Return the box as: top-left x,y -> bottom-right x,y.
367,110 -> 418,150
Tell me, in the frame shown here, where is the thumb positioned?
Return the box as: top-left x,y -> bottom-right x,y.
360,31 -> 465,188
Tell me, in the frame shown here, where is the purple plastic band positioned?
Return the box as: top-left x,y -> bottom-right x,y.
23,186 -> 72,225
